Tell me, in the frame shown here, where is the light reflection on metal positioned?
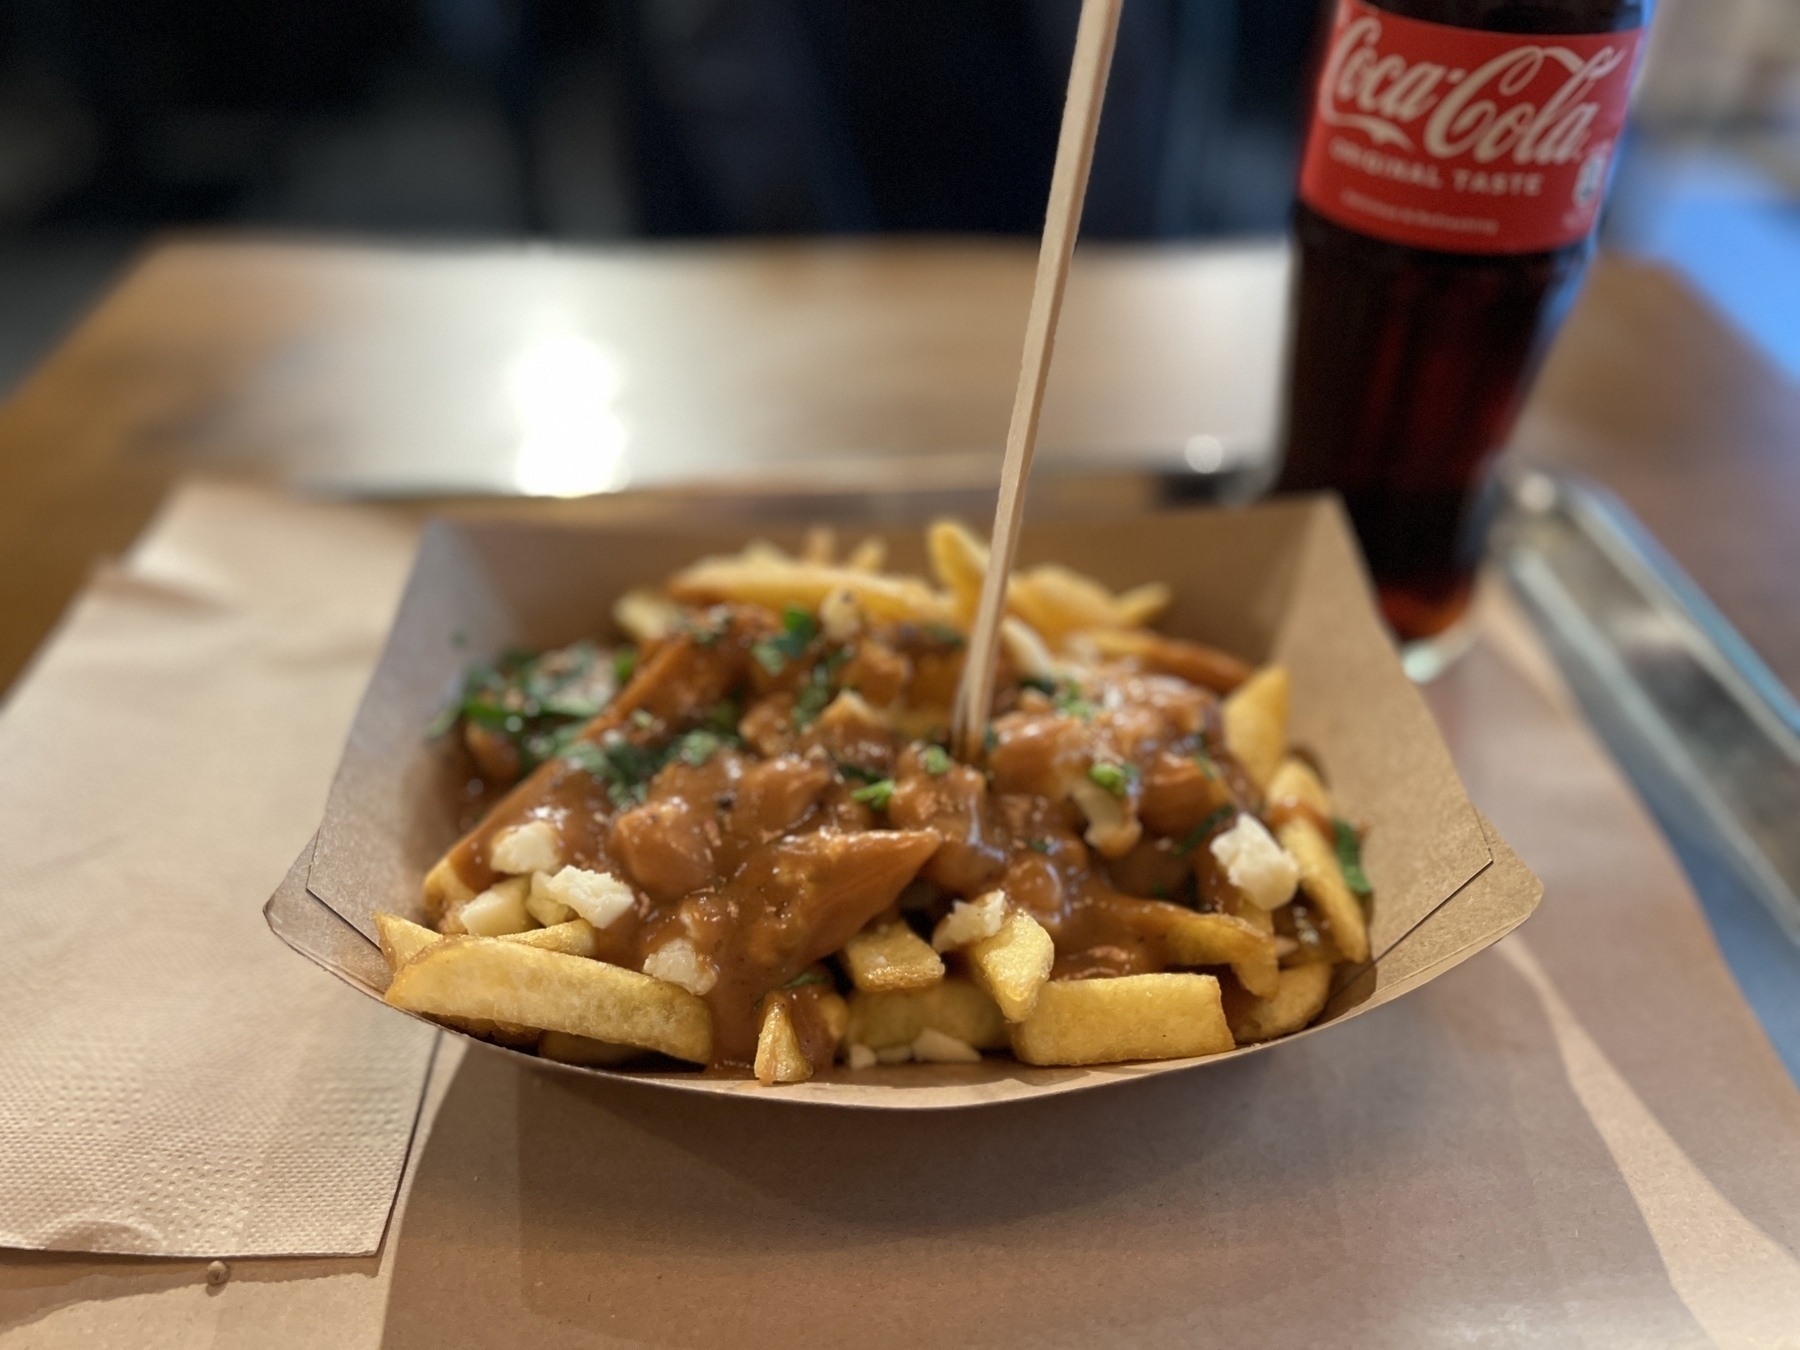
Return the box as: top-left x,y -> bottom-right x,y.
1494,465 -> 1800,948
508,332 -> 629,497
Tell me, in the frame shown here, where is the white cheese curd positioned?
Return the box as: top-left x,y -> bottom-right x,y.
457,876 -> 534,936
910,1027 -> 981,1064
642,937 -> 717,996
931,891 -> 1008,952
845,1042 -> 878,1070
489,819 -> 563,876
1209,814 -> 1300,911
820,587 -> 862,643
535,866 -> 635,929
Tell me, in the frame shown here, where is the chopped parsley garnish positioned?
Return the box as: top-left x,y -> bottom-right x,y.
1055,684 -> 1097,720
1193,748 -> 1220,780
673,729 -> 727,767
837,761 -> 883,784
923,622 -> 965,648
1176,805 -> 1239,856
1334,818 -> 1373,896
781,969 -> 833,991
565,725 -> 741,807
1027,838 -> 1053,855
1087,761 -> 1138,797
612,647 -> 638,685
751,606 -> 820,675
1018,674 -> 1058,696
630,709 -> 656,730
431,640 -> 621,774
851,779 -> 895,811
791,663 -> 836,728
921,745 -> 952,775
707,698 -> 739,735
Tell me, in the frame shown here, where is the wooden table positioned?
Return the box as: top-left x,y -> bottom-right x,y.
6,236 -> 1794,702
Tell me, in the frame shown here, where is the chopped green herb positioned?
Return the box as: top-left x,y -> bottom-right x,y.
1334,818 -> 1373,896
782,605 -> 819,642
923,622 -> 965,648
426,703 -> 461,738
707,698 -> 739,735
837,761 -> 883,784
1193,748 -> 1220,780
781,969 -> 832,991
1027,838 -> 1053,855
1176,805 -> 1239,856
792,680 -> 832,728
984,725 -> 999,753
851,779 -> 896,811
1018,674 -> 1058,696
822,645 -> 853,672
1087,761 -> 1138,797
751,640 -> 788,676
630,709 -> 656,730
1055,684 -> 1097,720
612,647 -> 638,685
921,745 -> 952,775
674,730 -> 727,767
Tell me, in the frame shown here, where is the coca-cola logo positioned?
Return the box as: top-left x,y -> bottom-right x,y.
1318,14 -> 1630,167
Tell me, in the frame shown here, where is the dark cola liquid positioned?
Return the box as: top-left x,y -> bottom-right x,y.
1276,0 -> 1647,643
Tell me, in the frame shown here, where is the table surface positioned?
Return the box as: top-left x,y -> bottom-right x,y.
3,236 -> 1796,702
3,237 -> 1799,1347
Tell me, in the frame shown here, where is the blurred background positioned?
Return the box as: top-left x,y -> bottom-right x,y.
0,0 -> 1795,399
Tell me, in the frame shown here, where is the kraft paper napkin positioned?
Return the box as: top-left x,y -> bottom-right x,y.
0,481 -> 436,1258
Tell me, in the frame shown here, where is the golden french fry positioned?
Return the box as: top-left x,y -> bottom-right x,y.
1277,819 -> 1368,964
537,1031 -> 643,1066
1000,616 -> 1056,682
1165,911 -> 1281,1000
926,519 -> 989,624
505,919 -> 600,959
1078,627 -> 1250,693
422,858 -> 475,927
1010,973 -> 1234,1066
845,979 -> 1008,1051
842,922 -> 945,993
845,537 -> 886,573
1266,756 -> 1332,818
1112,582 -> 1173,628
967,910 -> 1055,1021
1222,665 -> 1289,790
376,912 -> 439,972
1223,962 -> 1333,1043
1008,565 -> 1122,643
385,937 -> 712,1063
613,589 -> 682,644
667,556 -> 950,624
754,998 -> 813,1085
801,526 -> 836,564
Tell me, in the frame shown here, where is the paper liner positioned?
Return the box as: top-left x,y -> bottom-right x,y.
271,498 -> 1541,1108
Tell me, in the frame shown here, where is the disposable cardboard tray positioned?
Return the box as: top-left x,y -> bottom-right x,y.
267,496 -> 1541,1108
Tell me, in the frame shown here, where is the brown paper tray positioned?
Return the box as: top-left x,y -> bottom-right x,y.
267,498 -> 1541,1108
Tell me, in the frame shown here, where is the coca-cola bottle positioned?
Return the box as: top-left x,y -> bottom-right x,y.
1275,0 -> 1648,661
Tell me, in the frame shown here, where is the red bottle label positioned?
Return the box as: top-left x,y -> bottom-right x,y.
1298,0 -> 1645,254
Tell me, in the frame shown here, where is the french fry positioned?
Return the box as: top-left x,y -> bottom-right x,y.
926,519 -> 988,624
385,937 -> 712,1063
801,526 -> 836,564
1267,755 -> 1332,818
1078,628 -> 1250,693
1010,973 -> 1234,1066
537,1031 -> 643,1066
1165,911 -> 1281,1000
754,998 -> 813,1085
1008,565 -> 1123,643
842,922 -> 945,993
845,537 -> 886,573
967,910 -> 1055,1021
376,912 -> 439,972
422,858 -> 475,927
1112,582 -> 1173,628
1223,962 -> 1333,1043
1278,818 -> 1369,964
1222,665 -> 1289,790
375,912 -> 600,969
845,979 -> 1008,1051
667,556 -> 950,624
613,589 -> 682,643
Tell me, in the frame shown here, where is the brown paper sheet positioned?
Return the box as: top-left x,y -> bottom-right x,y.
0,482 -> 438,1258
284,499 -> 1534,1106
